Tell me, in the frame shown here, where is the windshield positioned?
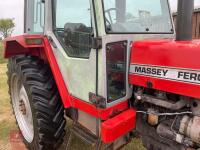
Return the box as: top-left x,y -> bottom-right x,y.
103,0 -> 173,33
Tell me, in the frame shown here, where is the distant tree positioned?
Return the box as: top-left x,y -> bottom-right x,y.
0,19 -> 15,38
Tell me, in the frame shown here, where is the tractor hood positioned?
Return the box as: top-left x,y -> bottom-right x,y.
129,39 -> 200,99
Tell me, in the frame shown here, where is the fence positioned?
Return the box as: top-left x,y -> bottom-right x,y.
173,8 -> 200,39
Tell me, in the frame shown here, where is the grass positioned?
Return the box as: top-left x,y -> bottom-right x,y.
0,42 -> 18,149
0,63 -> 18,142
0,43 -> 145,149
0,42 -> 7,64
123,139 -> 145,150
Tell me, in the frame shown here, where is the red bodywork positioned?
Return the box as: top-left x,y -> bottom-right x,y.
101,109 -> 136,143
4,35 -> 46,60
129,39 -> 200,99
4,35 -> 136,143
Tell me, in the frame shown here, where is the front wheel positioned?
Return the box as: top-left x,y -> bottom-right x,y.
8,55 -> 66,150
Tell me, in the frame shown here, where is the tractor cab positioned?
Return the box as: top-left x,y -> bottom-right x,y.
6,0 -> 200,150
24,0 -> 174,108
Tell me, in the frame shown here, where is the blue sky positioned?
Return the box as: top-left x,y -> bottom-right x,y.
0,0 -> 200,35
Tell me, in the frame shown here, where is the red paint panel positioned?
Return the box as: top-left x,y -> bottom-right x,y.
101,109 -> 136,143
4,35 -> 44,48
72,97 -> 128,120
43,37 -> 72,108
4,35 -> 45,59
130,39 -> 200,99
131,39 -> 200,69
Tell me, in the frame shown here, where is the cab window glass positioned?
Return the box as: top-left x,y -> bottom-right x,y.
54,0 -> 93,58
103,0 -> 173,33
33,0 -> 44,32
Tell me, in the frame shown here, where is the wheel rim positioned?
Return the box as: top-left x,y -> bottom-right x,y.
11,74 -> 34,143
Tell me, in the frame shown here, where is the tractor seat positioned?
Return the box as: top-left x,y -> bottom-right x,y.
64,23 -> 92,57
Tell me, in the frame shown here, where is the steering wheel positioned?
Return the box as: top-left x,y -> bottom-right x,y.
105,8 -> 129,32
104,8 -> 118,25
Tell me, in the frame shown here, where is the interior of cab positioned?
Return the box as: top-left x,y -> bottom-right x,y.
53,0 -> 93,58
63,23 -> 92,57
103,0 -> 173,33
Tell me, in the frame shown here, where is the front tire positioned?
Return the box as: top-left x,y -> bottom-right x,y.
8,55 -> 66,150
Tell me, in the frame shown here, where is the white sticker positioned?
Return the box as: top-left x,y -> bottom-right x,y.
130,64 -> 200,85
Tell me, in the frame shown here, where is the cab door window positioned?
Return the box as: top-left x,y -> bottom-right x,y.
53,0 -> 93,58
33,0 -> 44,33
25,0 -> 44,33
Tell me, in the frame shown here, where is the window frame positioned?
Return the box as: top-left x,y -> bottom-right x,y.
52,0 -> 94,59
24,0 -> 45,34
101,0 -> 174,35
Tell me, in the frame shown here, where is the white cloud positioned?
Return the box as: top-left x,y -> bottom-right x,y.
0,0 -> 200,36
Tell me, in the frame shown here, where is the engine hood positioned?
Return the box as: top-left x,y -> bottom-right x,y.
129,39 -> 200,99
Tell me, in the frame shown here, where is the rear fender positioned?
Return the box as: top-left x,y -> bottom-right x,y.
3,35 -> 71,107
4,35 -> 47,61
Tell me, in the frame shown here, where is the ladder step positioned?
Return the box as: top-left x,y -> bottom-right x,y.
71,124 -> 98,146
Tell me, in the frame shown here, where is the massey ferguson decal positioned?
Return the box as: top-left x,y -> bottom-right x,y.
130,64 -> 200,84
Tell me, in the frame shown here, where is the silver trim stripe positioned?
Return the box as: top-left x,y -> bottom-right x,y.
130,64 -> 200,85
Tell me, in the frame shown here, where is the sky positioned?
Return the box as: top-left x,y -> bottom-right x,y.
0,0 -> 200,36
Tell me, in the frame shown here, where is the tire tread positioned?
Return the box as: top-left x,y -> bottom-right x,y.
7,55 -> 66,150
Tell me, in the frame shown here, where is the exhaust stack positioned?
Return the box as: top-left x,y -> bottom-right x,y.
176,0 -> 194,41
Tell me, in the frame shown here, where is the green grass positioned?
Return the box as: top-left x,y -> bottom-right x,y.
0,120 -> 17,141
0,63 -> 17,143
0,43 -> 18,145
0,42 -> 7,64
123,138 -> 146,150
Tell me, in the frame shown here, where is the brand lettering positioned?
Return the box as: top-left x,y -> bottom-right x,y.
135,66 -> 169,77
177,71 -> 200,82
130,64 -> 200,84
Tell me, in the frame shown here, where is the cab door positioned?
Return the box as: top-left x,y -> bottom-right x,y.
24,0 -> 44,33
44,0 -> 97,103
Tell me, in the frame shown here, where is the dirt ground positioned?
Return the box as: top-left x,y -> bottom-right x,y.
0,62 -> 145,150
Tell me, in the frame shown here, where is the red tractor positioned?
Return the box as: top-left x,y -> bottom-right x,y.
3,0 -> 200,149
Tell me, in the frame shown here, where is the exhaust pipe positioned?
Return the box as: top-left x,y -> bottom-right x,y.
176,0 -> 194,41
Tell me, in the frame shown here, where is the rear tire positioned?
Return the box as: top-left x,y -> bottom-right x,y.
7,55 -> 66,150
